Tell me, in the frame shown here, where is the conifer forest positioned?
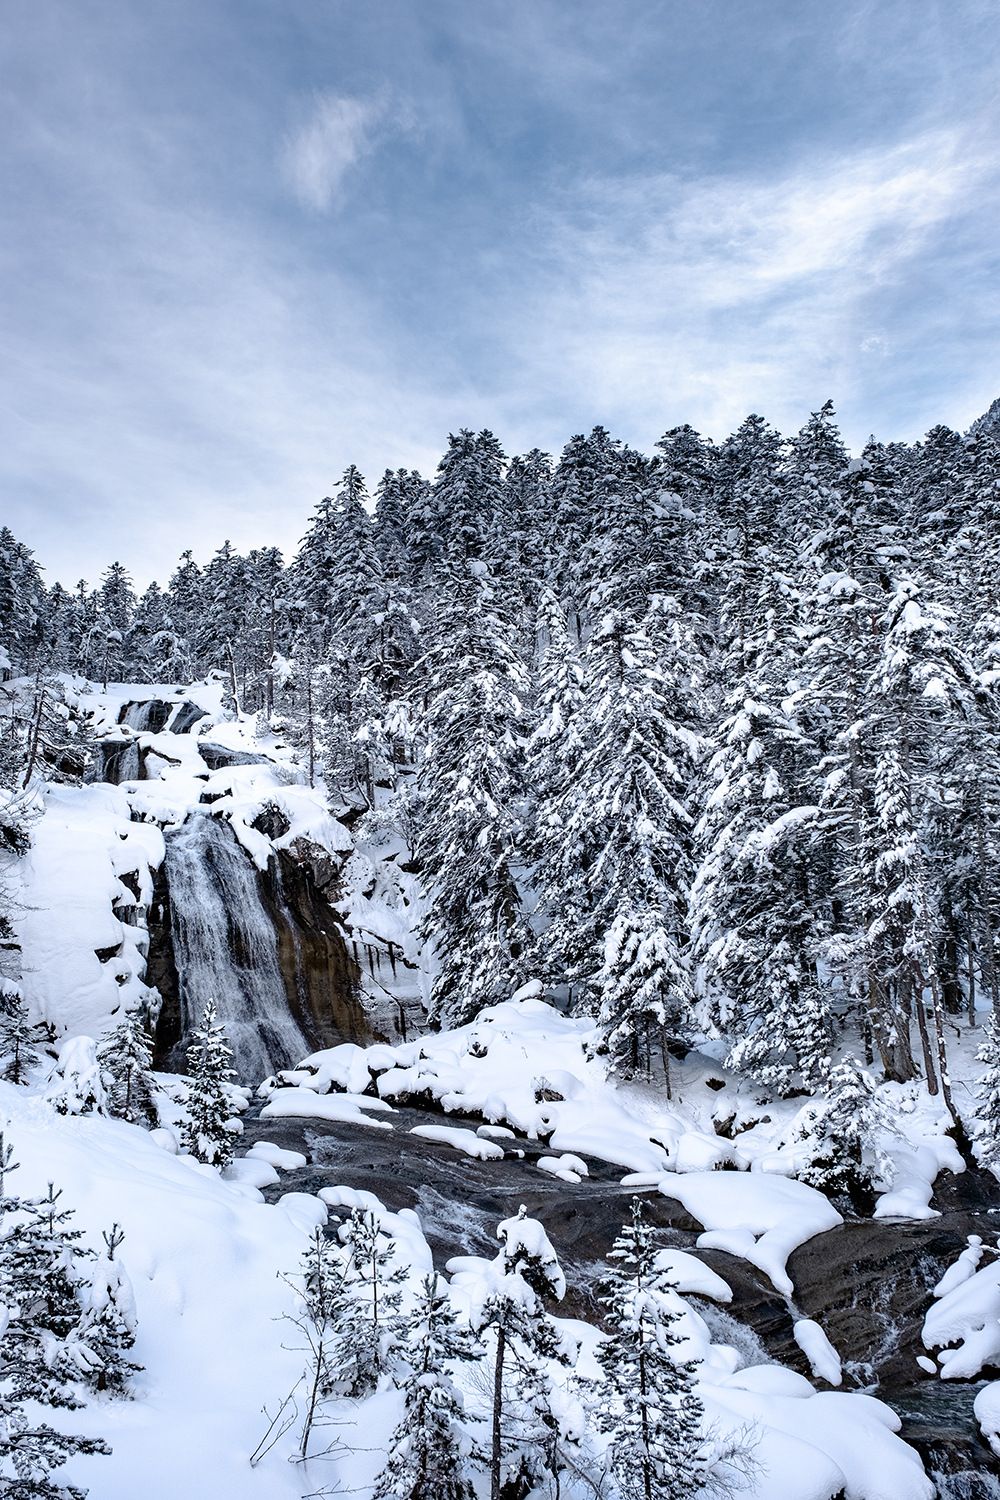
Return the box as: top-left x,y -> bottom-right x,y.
3,400 -> 1000,1499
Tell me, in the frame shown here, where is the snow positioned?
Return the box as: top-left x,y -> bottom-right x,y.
652,1247 -> 732,1302
793,1319 -> 843,1386
651,1171 -> 842,1297
706,1383 -> 933,1500
932,1234 -> 986,1296
536,1152 -> 588,1182
246,1141 -> 307,1170
260,1089 -> 395,1129
16,783 -> 163,1036
922,1254 -> 1000,1377
974,1381 -> 1000,1457
408,1123 -> 505,1160
284,995 -> 679,1172
0,1082 -> 329,1500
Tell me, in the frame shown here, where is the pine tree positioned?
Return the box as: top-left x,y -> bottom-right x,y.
415,561 -> 530,1026
281,1226 -> 354,1462
0,986 -> 40,1086
469,1210 -> 566,1500
595,1199 -> 706,1500
180,1001 -> 238,1168
374,1275 -> 478,1500
72,1225 -> 141,1396
973,1010 -> 1000,1169
330,1207 -> 408,1398
97,1012 -> 158,1127
797,1057 -> 894,1200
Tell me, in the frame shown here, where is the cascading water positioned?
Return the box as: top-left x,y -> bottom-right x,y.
165,813 -> 310,1082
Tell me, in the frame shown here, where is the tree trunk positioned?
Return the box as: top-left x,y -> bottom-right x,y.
911,971 -> 938,1096
491,1324 -> 506,1500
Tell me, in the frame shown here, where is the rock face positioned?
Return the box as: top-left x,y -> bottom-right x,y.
261,845 -> 369,1053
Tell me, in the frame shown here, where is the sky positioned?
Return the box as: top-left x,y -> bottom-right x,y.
3,0 -> 1000,589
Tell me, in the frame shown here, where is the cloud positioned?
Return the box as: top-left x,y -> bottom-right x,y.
484,128 -> 996,447
282,91 -> 400,211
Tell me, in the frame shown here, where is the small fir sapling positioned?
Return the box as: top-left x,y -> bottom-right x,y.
373,1274 -> 479,1500
280,1227 -> 353,1464
179,1000 -> 239,1168
97,1012 -> 158,1127
73,1225 -> 141,1395
44,1037 -> 107,1118
595,1198 -> 707,1500
973,1010 -> 1000,1168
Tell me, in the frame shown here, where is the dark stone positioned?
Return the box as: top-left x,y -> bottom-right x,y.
168,701 -> 209,735
147,859 -> 181,1067
196,741 -> 272,771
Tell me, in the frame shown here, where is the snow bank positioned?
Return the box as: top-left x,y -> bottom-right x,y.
793,1319 -> 842,1386
409,1123 -> 505,1159
651,1171 -> 842,1297
288,996 -> 679,1172
922,1256 -> 1000,1377
260,1089 -> 395,1129
0,1082 -> 328,1499
16,783 -> 164,1035
975,1382 -> 1000,1458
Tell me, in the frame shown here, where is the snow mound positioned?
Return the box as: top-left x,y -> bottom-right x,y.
260,1089 -> 395,1129
409,1124 -> 505,1159
922,1256 -> 1000,1378
653,1171 -> 842,1297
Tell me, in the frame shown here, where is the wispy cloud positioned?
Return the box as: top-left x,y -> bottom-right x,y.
491,129 -> 997,446
282,91 -> 404,211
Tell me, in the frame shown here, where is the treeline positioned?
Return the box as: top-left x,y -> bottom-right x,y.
2,405 -> 1000,1098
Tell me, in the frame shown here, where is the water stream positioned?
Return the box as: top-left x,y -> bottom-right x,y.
164,813 -> 310,1080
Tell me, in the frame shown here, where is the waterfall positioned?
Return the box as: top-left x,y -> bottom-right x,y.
164,813 -> 310,1082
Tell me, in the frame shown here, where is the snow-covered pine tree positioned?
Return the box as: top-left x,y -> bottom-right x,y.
596,1198 -> 706,1500
469,1210 -> 566,1500
330,1207 -> 408,1398
180,1000 -> 238,1168
973,1010 -> 1000,1169
0,528 -> 48,677
0,985 -> 40,1085
540,587 -> 701,1071
797,1057 -> 894,1201
415,560 -> 530,1027
0,1170 -> 138,1407
690,552 -> 833,1095
163,548 -> 204,677
97,1011 -> 158,1127
373,1274 -> 479,1500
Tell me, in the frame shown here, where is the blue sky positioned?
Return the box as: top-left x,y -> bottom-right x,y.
3,0 -> 1000,587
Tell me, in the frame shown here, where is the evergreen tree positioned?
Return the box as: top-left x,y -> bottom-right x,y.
468,1210 -> 566,1500
330,1207 -> 408,1398
0,987 -> 41,1086
595,1199 -> 706,1500
180,1001 -> 238,1168
97,1012 -> 158,1127
374,1274 -> 478,1500
973,1010 -> 1000,1168
72,1224 -> 140,1396
797,1057 -> 895,1200
416,562 -> 530,1026
281,1227 -> 354,1462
